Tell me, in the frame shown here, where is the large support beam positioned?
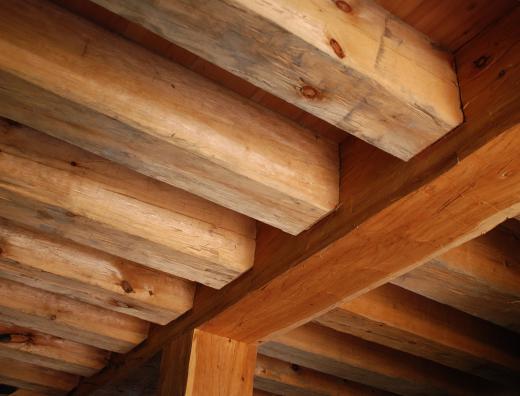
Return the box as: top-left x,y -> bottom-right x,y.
0,357 -> 78,395
0,119 -> 255,289
316,284 -> 520,385
0,218 -> 195,325
393,226 -> 520,332
92,0 -> 462,160
0,323 -> 108,376
0,278 -> 149,353
0,0 -> 339,235
71,8 -> 520,394
260,324 -> 492,396
159,329 -> 257,396
255,354 -> 393,396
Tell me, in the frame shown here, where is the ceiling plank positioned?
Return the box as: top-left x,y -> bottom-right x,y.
0,278 -> 148,353
260,324 -> 493,396
317,284 -> 520,385
0,119 -> 255,289
91,0 -> 462,160
0,356 -> 78,395
255,354 -> 394,396
393,226 -> 520,332
0,0 -> 339,236
0,218 -> 195,325
0,322 -> 108,377
70,8 -> 520,394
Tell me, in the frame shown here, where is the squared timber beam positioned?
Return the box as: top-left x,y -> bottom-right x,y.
159,329 -> 257,396
0,0 -> 339,235
92,0 -> 463,160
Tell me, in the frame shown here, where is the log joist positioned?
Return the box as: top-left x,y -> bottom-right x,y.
0,323 -> 108,377
393,227 -> 520,333
92,0 -> 463,160
317,284 -> 520,385
0,278 -> 149,353
0,218 -> 195,325
0,119 -> 255,289
0,0 -> 339,236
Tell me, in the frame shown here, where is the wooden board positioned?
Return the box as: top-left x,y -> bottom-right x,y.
91,0 -> 462,160
317,284 -> 520,385
393,226 -> 520,332
159,329 -> 257,396
0,119 -> 255,289
260,324 -> 492,396
0,323 -> 108,377
0,356 -> 78,395
0,0 -> 339,235
0,218 -> 195,325
0,278 -> 148,353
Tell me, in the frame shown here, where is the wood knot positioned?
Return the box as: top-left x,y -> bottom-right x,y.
49,314 -> 57,321
70,161 -> 78,167
335,0 -> 352,13
121,280 -> 134,294
330,38 -> 345,58
300,85 -> 319,99
290,363 -> 300,372
473,55 -> 490,69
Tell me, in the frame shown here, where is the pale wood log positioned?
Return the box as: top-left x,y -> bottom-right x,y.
0,322 -> 108,377
159,329 -> 257,396
0,356 -> 78,395
393,226 -> 520,333
92,0 -> 462,160
0,0 -> 339,235
0,218 -> 195,325
317,284 -> 520,385
0,278 -> 148,353
260,324 -> 493,396
0,119 -> 255,289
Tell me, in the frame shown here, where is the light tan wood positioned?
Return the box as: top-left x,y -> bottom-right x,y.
159,329 -> 257,396
0,278 -> 148,353
260,324 -> 493,396
70,10 -> 520,394
0,119 -> 255,289
92,0 -> 462,160
0,218 -> 195,324
255,354 -> 393,396
0,0 -> 339,235
0,322 -> 108,376
393,226 -> 520,332
317,284 -> 520,385
0,356 -> 78,395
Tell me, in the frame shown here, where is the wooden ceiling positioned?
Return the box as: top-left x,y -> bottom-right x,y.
0,0 -> 518,395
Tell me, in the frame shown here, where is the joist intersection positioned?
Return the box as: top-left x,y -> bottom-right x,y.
0,0 -> 518,395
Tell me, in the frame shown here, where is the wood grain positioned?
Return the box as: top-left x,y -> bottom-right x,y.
0,0 -> 339,235
393,226 -> 520,332
0,218 -> 195,325
92,0 -> 462,160
159,329 -> 257,396
317,284 -> 520,385
0,119 -> 255,289
0,322 -> 108,376
0,278 -> 149,353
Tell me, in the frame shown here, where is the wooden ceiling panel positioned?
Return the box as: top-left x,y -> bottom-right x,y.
0,119 -> 255,289
0,218 -> 195,325
0,0 -> 339,236
0,323 -> 108,377
0,278 -> 148,353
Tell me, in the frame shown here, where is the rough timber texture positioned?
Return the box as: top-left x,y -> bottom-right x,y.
92,0 -> 462,160
0,278 -> 149,353
0,0 -> 339,235
317,284 -> 520,385
0,322 -> 109,376
393,226 -> 520,333
0,218 -> 195,324
0,119 -> 255,289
